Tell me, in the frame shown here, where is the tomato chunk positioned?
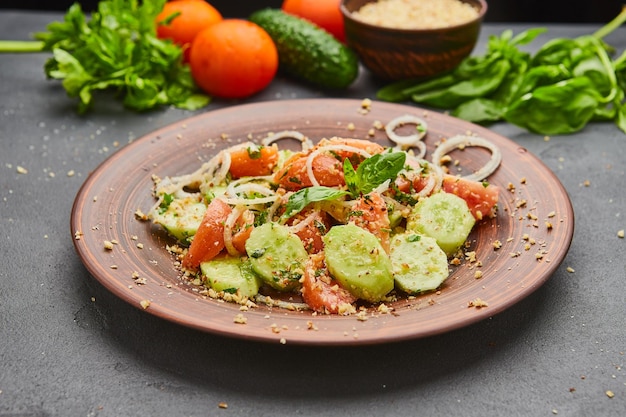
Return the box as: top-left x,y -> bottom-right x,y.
288,209 -> 331,254
230,209 -> 255,254
182,198 -> 231,270
442,175 -> 499,221
301,252 -> 357,314
348,191 -> 391,253
274,153 -> 344,191
229,144 -> 279,179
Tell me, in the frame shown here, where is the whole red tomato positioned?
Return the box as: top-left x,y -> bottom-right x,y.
282,0 -> 345,42
155,0 -> 223,61
189,19 -> 279,99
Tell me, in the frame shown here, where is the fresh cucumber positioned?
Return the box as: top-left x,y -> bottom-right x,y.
249,8 -> 359,89
390,233 -> 449,294
200,255 -> 261,298
406,192 -> 476,256
151,196 -> 206,245
323,223 -> 394,303
245,222 -> 308,291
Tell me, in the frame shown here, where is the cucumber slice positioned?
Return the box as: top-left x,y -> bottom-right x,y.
245,222 -> 308,291
152,197 -> 206,245
390,233 -> 449,294
406,192 -> 475,256
323,223 -> 394,303
200,255 -> 261,297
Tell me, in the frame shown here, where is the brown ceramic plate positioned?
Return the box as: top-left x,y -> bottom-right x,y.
70,99 -> 574,346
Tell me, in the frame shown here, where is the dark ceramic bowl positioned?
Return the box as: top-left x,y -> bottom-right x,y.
340,0 -> 487,80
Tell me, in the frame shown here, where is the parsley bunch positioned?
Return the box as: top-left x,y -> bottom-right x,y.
0,0 -> 210,113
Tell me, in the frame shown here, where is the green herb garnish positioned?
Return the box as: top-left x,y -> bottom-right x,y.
377,6 -> 626,135
344,151 -> 406,197
282,186 -> 348,220
0,0 -> 210,113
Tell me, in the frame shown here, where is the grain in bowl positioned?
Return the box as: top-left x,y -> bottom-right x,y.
351,0 -> 480,30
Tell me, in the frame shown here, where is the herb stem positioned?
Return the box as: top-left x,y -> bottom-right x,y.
0,40 -> 45,53
592,5 -> 626,40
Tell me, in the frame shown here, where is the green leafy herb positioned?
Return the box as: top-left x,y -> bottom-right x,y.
377,7 -> 626,135
407,234 -> 422,242
247,145 -> 263,160
158,192 -> 174,213
344,151 -> 406,197
0,0 -> 210,113
282,186 -> 349,220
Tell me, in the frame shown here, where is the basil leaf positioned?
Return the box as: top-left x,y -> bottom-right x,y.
344,151 -> 406,197
282,187 -> 348,220
505,77 -> 601,134
343,158 -> 359,197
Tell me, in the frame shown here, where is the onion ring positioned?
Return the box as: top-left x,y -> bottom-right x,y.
431,135 -> 502,181
385,114 -> 428,149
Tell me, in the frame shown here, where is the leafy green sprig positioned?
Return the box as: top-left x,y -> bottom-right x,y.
377,6 -> 626,135
281,151 -> 406,221
0,0 -> 210,113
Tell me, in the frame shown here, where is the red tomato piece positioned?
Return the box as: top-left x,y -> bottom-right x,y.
274,153 -> 344,191
348,191 -> 391,253
230,209 -> 255,255
228,144 -> 279,179
442,175 -> 500,221
182,198 -> 231,270
288,209 -> 331,254
301,252 -> 357,314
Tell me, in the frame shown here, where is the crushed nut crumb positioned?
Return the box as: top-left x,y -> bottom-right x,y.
233,313 -> 247,324
468,298 -> 488,308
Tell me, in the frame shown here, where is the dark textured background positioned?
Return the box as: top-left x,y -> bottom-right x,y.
1,5 -> 625,417
1,0 -> 624,23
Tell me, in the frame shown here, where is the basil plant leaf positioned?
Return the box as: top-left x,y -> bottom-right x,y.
282,187 -> 348,220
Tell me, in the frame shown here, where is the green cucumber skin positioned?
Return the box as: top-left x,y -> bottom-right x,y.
249,8 -> 359,89
200,256 -> 261,298
390,234 -> 449,294
407,192 -> 476,256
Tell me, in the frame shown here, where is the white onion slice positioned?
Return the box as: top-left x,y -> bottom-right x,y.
223,205 -> 246,256
305,144 -> 372,187
287,210 -> 319,234
221,195 -> 279,206
373,179 -> 391,195
431,135 -> 502,182
262,130 -> 313,151
385,114 -> 428,149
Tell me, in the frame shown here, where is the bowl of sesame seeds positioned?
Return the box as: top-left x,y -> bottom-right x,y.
341,0 -> 487,80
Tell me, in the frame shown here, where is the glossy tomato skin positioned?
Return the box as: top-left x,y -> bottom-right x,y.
282,0 -> 345,42
442,175 -> 500,221
182,198 -> 231,270
155,0 -> 223,62
274,153 -> 344,191
189,19 -> 279,98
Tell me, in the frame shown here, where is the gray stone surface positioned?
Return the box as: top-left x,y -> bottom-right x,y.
1,11 -> 625,417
